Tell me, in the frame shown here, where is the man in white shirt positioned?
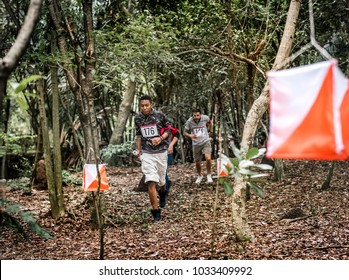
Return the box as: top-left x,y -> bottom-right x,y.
184,109 -> 213,184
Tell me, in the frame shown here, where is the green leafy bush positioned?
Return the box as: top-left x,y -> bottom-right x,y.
0,197 -> 52,241
0,133 -> 37,156
62,170 -> 82,186
101,142 -> 135,166
219,145 -> 273,198
0,134 -> 36,178
7,178 -> 31,194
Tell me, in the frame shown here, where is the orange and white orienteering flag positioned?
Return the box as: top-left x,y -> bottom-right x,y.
82,164 -> 109,192
267,59 -> 349,160
217,153 -> 233,177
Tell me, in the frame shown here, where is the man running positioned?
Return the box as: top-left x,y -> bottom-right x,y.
184,109 -> 213,184
135,95 -> 171,221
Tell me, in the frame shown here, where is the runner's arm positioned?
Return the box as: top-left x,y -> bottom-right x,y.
160,114 -> 171,142
168,132 -> 180,153
136,135 -> 141,155
207,117 -> 213,133
184,128 -> 196,139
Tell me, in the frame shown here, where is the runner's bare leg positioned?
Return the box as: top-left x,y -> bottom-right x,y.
196,161 -> 202,176
148,181 -> 158,209
205,154 -> 211,175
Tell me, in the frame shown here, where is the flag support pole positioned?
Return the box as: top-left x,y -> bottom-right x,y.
308,0 -> 332,60
210,111 -> 223,257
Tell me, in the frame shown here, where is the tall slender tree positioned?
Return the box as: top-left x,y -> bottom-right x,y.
47,0 -> 99,162
37,75 -> 65,218
0,0 -> 43,179
232,0 -> 302,241
109,79 -> 136,145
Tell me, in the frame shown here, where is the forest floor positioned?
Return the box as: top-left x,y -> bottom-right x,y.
1,159 -> 349,260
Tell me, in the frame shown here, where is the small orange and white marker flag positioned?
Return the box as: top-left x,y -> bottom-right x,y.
82,164 -> 109,192
267,59 -> 349,160
217,153 -> 233,177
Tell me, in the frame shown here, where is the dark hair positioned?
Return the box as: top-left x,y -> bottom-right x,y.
140,95 -> 152,103
194,108 -> 201,114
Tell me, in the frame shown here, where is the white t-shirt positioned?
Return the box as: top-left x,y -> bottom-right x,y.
185,115 -> 210,146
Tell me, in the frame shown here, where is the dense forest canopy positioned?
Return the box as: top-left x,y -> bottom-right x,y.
1,1 -> 348,171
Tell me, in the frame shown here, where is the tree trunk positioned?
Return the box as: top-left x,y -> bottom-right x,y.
0,0 -> 42,179
321,161 -> 335,190
47,0 -> 100,162
1,89 -> 8,179
0,0 -> 42,118
232,0 -> 301,241
31,125 -> 43,187
273,158 -> 285,181
224,0 -> 242,138
232,176 -> 254,241
37,79 -> 64,219
51,62 -> 64,215
78,94 -> 100,162
59,95 -> 84,165
109,79 -> 136,145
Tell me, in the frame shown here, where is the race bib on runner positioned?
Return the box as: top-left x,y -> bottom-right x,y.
140,124 -> 159,138
193,127 -> 204,134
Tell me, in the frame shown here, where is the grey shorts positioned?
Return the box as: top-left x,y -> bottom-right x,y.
193,141 -> 212,162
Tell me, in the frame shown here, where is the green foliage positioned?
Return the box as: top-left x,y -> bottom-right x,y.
10,75 -> 43,111
62,170 -> 82,186
0,134 -> 21,157
7,178 -> 31,194
8,156 -> 33,179
101,142 -> 134,166
14,75 -> 43,94
246,147 -> 259,160
0,133 -> 36,156
95,11 -> 179,92
0,197 -> 52,240
3,74 -> 43,142
247,182 -> 265,198
222,180 -> 233,196
219,146 -> 273,198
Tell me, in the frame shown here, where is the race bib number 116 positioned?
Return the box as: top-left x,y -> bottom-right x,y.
141,124 -> 159,138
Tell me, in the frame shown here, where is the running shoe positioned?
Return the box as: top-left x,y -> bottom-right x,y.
195,175 -> 203,184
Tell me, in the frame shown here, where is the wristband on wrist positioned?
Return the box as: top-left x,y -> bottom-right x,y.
160,136 -> 164,141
